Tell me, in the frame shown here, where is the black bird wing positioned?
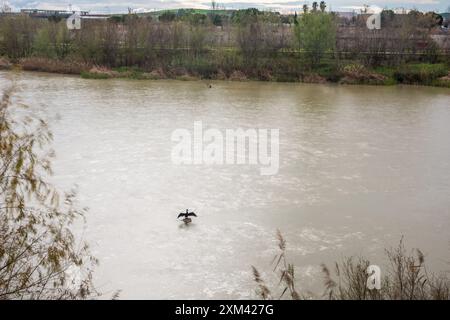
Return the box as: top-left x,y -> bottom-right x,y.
187,212 -> 197,217
177,213 -> 186,219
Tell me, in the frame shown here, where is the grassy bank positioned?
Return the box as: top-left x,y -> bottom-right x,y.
375,63 -> 450,87
6,56 -> 449,87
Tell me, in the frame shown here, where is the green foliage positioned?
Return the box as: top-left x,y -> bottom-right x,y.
33,22 -> 72,59
314,59 -> 339,80
159,11 -> 176,22
114,66 -> 140,73
108,15 -> 126,23
231,8 -> 261,24
113,66 -> 148,79
209,13 -> 223,26
294,12 -> 336,67
432,78 -> 450,88
33,27 -> 55,58
393,63 -> 448,84
184,13 -> 207,25
180,58 -> 217,78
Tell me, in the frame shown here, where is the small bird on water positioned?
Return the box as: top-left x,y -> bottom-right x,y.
177,209 -> 197,225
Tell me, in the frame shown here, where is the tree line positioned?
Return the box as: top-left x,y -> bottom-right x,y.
0,6 -> 446,79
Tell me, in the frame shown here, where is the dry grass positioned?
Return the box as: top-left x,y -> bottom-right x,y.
301,73 -> 327,84
323,239 -> 449,300
252,229 -> 300,300
339,63 -> 387,85
20,57 -> 91,74
229,70 -> 248,81
253,232 -> 450,300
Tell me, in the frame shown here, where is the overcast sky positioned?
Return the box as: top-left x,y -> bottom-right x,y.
4,0 -> 450,14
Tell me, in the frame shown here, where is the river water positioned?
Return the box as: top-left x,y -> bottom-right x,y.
1,71 -> 449,299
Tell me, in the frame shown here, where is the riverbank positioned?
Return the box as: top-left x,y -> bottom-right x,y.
2,57 -> 450,87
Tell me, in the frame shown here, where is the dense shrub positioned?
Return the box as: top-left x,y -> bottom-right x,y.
393,63 -> 448,84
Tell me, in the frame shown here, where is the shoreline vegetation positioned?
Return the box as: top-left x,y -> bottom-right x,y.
2,56 -> 449,88
0,6 -> 449,87
253,231 -> 450,300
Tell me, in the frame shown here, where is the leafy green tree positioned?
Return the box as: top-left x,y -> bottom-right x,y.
159,11 -> 176,22
231,8 -> 261,24
302,4 -> 308,14
187,13 -> 207,25
108,15 -> 125,23
294,12 -> 336,67
209,14 -> 223,26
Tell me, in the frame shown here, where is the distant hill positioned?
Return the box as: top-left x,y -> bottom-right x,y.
137,8 -> 236,18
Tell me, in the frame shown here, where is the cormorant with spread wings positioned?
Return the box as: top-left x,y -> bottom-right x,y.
178,209 -> 197,224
